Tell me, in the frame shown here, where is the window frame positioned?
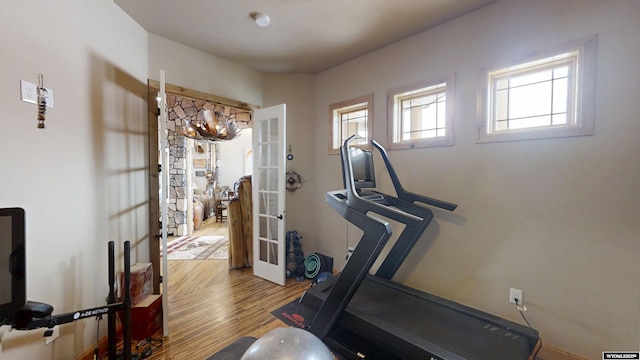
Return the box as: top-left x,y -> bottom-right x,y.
328,94 -> 373,155
477,36 -> 597,143
387,73 -> 455,150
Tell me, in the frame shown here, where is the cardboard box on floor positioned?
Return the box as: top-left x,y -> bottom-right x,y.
132,294 -> 162,341
118,262 -> 153,305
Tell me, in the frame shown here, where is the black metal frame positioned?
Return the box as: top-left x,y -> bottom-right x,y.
309,136 -> 456,339
9,241 -> 133,360
309,191 -> 392,339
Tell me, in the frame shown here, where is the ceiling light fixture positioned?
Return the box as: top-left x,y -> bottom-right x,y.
253,13 -> 270,28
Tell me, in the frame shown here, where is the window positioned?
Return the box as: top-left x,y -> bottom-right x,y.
479,36 -> 596,143
388,74 -> 455,150
329,94 -> 373,154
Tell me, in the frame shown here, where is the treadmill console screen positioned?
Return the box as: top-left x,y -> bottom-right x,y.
344,147 -> 375,190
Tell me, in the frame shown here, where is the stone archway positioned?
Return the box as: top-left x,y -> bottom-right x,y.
164,94 -> 252,236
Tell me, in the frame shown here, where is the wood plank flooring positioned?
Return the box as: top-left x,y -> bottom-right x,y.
133,218 -> 573,360
185,217 -> 230,238
144,219 -> 311,360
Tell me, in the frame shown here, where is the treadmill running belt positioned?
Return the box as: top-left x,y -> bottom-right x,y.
330,276 -> 536,359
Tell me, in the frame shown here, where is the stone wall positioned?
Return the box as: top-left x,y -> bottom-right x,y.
164,94 -> 252,236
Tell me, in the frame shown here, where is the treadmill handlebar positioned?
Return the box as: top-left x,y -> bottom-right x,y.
370,139 -> 457,212
340,136 -> 457,221
341,137 -> 423,227
329,190 -> 422,227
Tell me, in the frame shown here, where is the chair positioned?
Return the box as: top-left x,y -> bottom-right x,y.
214,188 -> 228,222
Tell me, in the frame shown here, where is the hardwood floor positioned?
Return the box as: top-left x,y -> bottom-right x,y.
83,218 -> 573,360
148,220 -> 566,360
186,216 -> 230,238
144,219 -> 311,360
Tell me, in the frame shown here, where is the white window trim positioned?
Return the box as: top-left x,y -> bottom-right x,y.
329,94 -> 373,155
387,73 -> 455,150
477,35 -> 597,143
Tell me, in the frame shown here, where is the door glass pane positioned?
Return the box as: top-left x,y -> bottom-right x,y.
268,194 -> 278,215
268,169 -> 278,191
259,119 -> 269,143
259,144 -> 269,167
268,242 -> 278,265
269,118 -> 278,142
269,216 -> 278,234
260,239 -> 268,262
259,169 -> 268,191
268,143 -> 277,166
259,193 -> 265,214
259,221 -> 278,263
259,215 -> 268,237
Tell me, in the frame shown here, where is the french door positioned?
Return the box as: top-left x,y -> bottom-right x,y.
252,104 -> 286,286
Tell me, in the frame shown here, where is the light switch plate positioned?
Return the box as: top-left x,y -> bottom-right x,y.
20,80 -> 37,103
21,80 -> 54,107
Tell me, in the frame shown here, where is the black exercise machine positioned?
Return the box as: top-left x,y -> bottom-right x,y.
0,236 -> 132,360
299,136 -> 540,359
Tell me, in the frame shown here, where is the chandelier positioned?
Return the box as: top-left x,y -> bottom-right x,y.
177,109 -> 240,141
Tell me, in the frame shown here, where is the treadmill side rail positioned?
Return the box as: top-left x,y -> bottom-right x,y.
309,192 -> 392,340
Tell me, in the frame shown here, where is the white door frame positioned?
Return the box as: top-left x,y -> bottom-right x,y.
158,70 -> 170,336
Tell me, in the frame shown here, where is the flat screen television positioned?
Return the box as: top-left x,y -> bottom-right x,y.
0,207 -> 26,325
342,146 -> 376,191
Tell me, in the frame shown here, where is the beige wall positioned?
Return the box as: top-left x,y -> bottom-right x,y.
263,74 -> 317,249
148,33 -> 264,108
312,1 -> 640,358
1,0 -> 638,359
0,0 -> 149,358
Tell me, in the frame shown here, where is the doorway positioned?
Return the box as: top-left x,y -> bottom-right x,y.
146,80 -> 258,293
162,95 -> 253,238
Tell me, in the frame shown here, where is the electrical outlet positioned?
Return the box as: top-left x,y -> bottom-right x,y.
346,246 -> 354,261
45,326 -> 59,344
509,288 -> 523,304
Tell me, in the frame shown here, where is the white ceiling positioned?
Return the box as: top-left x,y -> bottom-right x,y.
115,0 -> 494,74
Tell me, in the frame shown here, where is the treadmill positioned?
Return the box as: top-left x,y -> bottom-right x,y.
299,136 -> 540,360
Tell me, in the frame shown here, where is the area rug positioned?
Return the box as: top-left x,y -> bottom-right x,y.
162,235 -> 229,260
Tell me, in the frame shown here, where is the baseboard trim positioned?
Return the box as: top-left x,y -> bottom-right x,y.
76,326 -> 122,360
538,342 -> 588,360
